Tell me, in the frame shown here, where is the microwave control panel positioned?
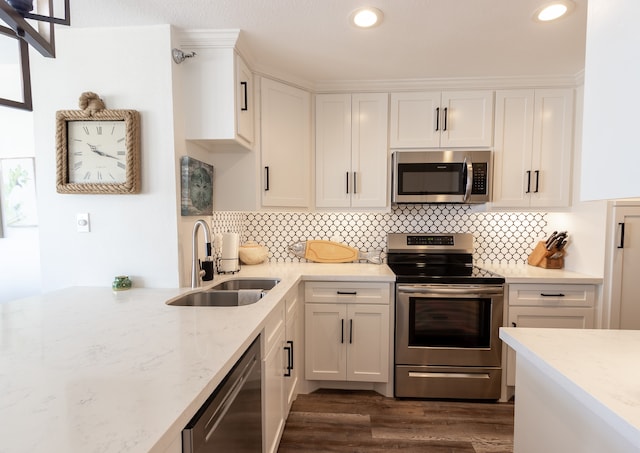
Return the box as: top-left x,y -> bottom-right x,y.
471,163 -> 488,195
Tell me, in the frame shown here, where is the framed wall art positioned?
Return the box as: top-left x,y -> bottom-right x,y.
180,156 -> 213,216
0,157 -> 38,235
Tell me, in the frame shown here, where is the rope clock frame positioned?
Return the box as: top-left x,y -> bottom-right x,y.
55,92 -> 141,194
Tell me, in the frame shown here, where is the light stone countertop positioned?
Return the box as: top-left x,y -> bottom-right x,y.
499,327 -> 640,448
0,260 -> 601,453
0,262 -> 394,453
479,262 -> 603,284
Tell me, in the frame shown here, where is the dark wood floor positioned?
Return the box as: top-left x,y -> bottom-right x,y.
278,389 -> 514,453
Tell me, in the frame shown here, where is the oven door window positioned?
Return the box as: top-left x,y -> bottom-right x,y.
397,163 -> 465,195
408,297 -> 491,348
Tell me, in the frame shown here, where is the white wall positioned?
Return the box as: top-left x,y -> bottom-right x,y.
0,107 -> 41,302
30,25 -> 181,291
581,0 -> 640,201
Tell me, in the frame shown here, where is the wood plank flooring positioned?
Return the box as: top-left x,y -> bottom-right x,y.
278,389 -> 514,453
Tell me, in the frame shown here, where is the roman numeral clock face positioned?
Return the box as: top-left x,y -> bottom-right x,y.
67,120 -> 128,184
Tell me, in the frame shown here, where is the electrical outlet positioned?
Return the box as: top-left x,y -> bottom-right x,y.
77,213 -> 90,233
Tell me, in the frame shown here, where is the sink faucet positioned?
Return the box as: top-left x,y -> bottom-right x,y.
191,219 -> 214,288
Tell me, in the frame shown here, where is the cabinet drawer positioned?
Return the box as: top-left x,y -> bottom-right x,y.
508,284 -> 595,308
305,281 -> 390,305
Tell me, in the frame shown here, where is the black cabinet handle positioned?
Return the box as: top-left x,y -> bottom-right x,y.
346,172 -> 349,194
349,319 -> 353,344
618,222 -> 626,249
283,340 -> 294,377
526,170 -> 531,193
534,170 -> 540,193
283,343 -> 292,377
540,293 -> 565,297
353,172 -> 357,194
340,319 -> 344,344
264,166 -> 270,191
240,81 -> 248,111
443,107 -> 448,131
435,107 -> 440,131
337,291 -> 357,295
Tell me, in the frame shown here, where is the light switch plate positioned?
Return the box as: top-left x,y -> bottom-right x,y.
77,213 -> 90,233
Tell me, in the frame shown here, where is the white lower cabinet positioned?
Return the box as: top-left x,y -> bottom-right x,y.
505,283 -> 595,387
263,284 -> 300,453
304,282 -> 390,383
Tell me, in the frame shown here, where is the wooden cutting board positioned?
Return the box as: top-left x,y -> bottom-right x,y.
304,240 -> 359,263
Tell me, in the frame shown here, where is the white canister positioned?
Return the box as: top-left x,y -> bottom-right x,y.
219,232 -> 240,272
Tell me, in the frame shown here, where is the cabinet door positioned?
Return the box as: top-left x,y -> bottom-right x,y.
351,93 -> 389,208
530,88 -> 574,208
492,90 -> 535,208
235,54 -> 254,144
315,94 -> 352,208
264,326 -> 286,453
440,91 -> 494,148
305,303 -> 347,380
505,306 -> 594,386
261,78 -> 311,207
389,91 -> 440,148
608,206 -> 640,329
346,304 -> 389,382
284,292 -> 300,410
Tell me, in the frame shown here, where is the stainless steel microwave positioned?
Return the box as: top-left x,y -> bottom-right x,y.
391,150 -> 492,204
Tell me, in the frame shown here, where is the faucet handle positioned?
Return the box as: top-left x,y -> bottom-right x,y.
201,260 -> 214,281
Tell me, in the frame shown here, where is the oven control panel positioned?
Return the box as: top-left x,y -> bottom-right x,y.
406,235 -> 455,246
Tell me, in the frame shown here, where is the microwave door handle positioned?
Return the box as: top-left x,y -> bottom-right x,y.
463,158 -> 473,202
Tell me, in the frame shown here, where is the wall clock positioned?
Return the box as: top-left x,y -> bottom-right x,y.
56,106 -> 140,194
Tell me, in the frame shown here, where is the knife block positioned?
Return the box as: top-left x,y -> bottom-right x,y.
527,241 -> 564,269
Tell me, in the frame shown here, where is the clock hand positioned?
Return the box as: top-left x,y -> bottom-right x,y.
87,144 -> 121,160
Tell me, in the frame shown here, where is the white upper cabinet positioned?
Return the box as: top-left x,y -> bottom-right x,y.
260,78 -> 311,208
180,32 -> 254,149
389,91 -> 494,148
492,89 -> 574,208
315,93 -> 389,209
235,55 -> 254,144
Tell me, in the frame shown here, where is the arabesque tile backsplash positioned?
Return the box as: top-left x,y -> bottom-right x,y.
212,205 -> 547,264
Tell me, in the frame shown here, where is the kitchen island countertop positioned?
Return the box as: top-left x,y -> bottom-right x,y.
500,327 -> 640,452
0,262 -> 394,453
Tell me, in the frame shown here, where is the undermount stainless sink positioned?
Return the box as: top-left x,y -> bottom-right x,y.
167,277 -> 280,307
210,278 -> 280,291
167,289 -> 267,307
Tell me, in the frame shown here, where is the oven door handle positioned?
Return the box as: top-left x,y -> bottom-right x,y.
397,285 -> 503,296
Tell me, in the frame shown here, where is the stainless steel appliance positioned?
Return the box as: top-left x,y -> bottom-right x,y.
391,150 -> 492,204
387,233 -> 504,399
182,335 -> 262,453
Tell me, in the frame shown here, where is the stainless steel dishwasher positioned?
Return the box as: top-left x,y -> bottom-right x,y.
182,335 -> 262,453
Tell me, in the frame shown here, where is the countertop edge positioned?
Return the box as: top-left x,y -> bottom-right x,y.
499,327 -> 640,447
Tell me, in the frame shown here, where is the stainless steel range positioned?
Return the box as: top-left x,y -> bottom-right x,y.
387,233 -> 505,400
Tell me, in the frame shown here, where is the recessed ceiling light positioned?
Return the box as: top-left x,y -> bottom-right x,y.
351,7 -> 383,28
534,1 -> 574,22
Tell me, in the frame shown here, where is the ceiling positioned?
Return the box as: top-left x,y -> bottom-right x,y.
71,0 -> 588,87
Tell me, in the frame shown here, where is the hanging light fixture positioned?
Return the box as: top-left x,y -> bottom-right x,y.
0,0 -> 70,110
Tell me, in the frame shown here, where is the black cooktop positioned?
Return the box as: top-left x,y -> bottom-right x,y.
387,233 -> 505,285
